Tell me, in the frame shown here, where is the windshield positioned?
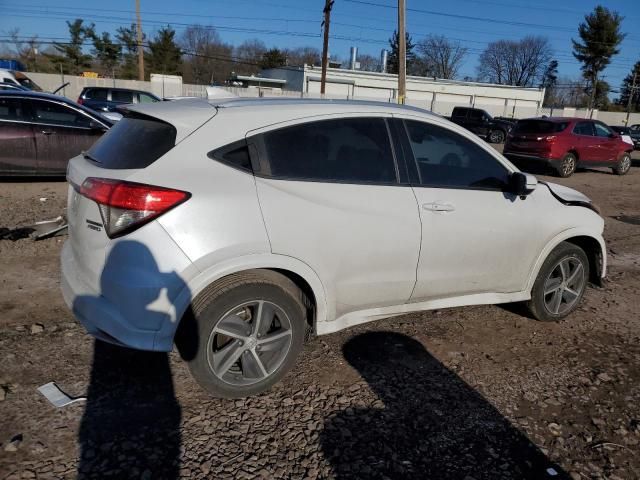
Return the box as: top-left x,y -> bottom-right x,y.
513,120 -> 568,134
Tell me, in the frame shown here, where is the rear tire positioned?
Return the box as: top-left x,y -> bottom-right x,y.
612,153 -> 631,175
557,153 -> 577,178
488,129 -> 505,144
185,270 -> 307,398
526,242 -> 589,322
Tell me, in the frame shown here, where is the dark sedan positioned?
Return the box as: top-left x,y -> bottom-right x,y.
0,91 -> 112,176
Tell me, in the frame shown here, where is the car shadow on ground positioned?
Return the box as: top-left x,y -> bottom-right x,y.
321,331 -> 568,480
74,241 -> 189,479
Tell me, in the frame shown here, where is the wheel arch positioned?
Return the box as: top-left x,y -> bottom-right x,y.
170,254 -> 329,349
526,229 -> 606,293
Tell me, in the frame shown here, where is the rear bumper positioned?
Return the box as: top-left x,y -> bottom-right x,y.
504,152 -> 561,170
61,236 -> 193,352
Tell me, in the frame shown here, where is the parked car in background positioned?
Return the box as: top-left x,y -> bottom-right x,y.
0,82 -> 29,92
0,91 -> 112,176
77,87 -> 161,112
609,125 -> 635,148
0,69 -> 42,91
448,106 -> 514,143
63,98 -> 605,397
628,124 -> 640,150
504,117 -> 633,177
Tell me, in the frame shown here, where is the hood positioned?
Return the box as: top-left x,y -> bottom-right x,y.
543,182 -> 591,203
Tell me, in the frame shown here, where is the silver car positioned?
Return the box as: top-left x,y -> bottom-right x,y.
62,98 -> 606,397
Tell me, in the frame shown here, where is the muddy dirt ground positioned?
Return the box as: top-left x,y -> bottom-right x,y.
1,150 -> 640,479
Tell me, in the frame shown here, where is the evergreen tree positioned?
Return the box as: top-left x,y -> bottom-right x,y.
147,26 -> 182,76
617,61 -> 640,112
387,30 -> 416,75
90,32 -> 122,77
260,48 -> 287,69
116,24 -> 145,80
572,5 -> 625,109
47,19 -> 95,74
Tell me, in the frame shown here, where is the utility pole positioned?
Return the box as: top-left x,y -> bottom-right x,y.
588,72 -> 597,119
625,71 -> 637,126
136,0 -> 145,81
397,0 -> 406,104
320,0 -> 334,96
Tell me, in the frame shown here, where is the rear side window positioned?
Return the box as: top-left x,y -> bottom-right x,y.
513,120 -> 567,134
85,89 -> 107,101
259,118 -> 397,184
405,119 -> 509,190
111,90 -> 134,103
0,98 -> 23,121
87,115 -> 176,169
573,122 -> 594,136
209,139 -> 252,172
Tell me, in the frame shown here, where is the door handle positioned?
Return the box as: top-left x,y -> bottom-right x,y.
40,130 -> 54,135
423,202 -> 455,212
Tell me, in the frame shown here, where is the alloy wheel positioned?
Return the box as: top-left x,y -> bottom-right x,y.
490,130 -> 504,143
543,256 -> 586,315
620,154 -> 631,173
562,155 -> 576,176
206,300 -> 293,386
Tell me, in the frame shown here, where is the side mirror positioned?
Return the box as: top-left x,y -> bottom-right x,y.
509,172 -> 537,196
608,132 -> 617,139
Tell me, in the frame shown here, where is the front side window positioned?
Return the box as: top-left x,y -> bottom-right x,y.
260,118 -> 397,184
111,90 -> 134,103
404,120 -> 509,190
29,100 -> 92,127
469,110 -> 483,120
139,93 -> 158,103
593,122 -> 612,138
573,122 -> 594,136
0,98 -> 23,121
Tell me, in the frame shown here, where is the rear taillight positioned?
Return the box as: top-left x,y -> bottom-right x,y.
77,97 -> 83,105
79,177 -> 190,238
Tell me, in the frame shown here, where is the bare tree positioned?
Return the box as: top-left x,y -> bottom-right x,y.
477,36 -> 552,87
284,46 -> 320,67
356,53 -> 379,72
7,28 -> 42,71
416,35 -> 467,79
234,39 -> 267,75
181,25 -> 233,84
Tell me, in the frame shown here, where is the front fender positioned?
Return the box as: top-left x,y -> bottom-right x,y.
525,228 -> 606,293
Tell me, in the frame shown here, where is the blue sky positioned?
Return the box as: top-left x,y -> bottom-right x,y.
1,0 -> 638,94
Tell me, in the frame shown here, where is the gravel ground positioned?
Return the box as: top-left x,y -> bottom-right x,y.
1,150 -> 640,479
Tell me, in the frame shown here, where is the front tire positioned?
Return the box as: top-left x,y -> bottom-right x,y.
612,152 -> 631,175
185,270 -> 307,398
557,153 -> 577,178
527,242 -> 589,322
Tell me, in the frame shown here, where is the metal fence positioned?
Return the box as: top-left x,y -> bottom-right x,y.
24,71 -> 640,127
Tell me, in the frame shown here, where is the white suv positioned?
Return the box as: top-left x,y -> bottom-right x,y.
62,98 -> 606,397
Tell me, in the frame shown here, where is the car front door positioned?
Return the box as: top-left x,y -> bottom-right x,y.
252,115 -> 421,320
26,99 -> 105,174
467,109 -> 487,136
593,121 -> 618,162
397,117 -> 548,301
0,96 -> 37,174
572,121 -> 598,162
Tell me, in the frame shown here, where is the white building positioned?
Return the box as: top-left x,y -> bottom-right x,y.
260,65 -> 545,119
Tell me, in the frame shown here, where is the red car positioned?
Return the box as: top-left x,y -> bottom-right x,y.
504,117 -> 633,177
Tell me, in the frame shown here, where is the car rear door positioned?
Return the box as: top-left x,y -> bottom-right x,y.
397,117 -> 548,300
0,96 -> 37,174
251,115 -> 421,320
26,98 -> 106,174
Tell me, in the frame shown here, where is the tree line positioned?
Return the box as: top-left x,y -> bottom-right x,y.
1,4 -> 636,111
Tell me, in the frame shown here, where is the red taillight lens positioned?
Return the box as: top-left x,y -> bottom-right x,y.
79,178 -> 190,238
77,97 -> 83,105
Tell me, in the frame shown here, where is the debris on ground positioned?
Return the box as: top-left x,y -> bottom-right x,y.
0,216 -> 67,241
4,435 -> 23,452
37,382 -> 86,408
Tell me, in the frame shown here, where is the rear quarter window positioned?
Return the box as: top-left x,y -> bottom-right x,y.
87,115 -> 176,169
